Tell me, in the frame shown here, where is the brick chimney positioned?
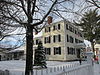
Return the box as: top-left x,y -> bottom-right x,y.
48,16 -> 52,24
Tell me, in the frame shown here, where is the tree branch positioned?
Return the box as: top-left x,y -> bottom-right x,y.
32,0 -> 57,27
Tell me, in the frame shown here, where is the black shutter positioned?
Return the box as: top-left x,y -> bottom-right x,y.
54,47 -> 56,55
59,47 -> 61,54
49,36 -> 51,43
49,27 -> 50,32
67,47 -> 69,54
58,24 -> 60,30
67,35 -> 69,42
53,26 -> 55,30
53,35 -> 55,43
58,34 -> 61,42
44,37 -> 46,44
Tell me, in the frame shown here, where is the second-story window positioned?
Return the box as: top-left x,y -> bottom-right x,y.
45,27 -> 51,32
44,36 -> 51,44
75,38 -> 78,43
70,36 -> 74,43
53,34 -> 61,43
53,24 -> 61,31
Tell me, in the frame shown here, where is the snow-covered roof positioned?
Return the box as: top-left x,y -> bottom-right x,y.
8,45 -> 25,53
75,43 -> 86,48
9,49 -> 24,53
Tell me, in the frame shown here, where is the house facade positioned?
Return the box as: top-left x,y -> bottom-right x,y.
94,44 -> 100,55
42,20 -> 84,61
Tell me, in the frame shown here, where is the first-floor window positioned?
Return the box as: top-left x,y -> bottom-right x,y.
67,47 -> 75,55
54,47 -> 61,55
45,48 -> 51,55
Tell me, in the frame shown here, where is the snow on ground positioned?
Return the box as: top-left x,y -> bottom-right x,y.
0,60 -> 100,75
94,62 -> 100,75
0,60 -> 79,74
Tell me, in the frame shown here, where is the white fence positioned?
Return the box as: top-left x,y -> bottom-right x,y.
8,62 -> 94,75
0,70 -> 9,75
32,63 -> 93,75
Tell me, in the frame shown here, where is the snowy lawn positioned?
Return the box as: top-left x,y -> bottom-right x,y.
0,60 -> 80,74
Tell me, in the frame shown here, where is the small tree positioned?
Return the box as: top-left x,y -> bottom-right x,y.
34,41 -> 47,68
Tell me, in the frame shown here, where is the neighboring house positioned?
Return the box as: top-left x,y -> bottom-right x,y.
42,20 -> 84,61
0,50 -> 7,61
94,44 -> 100,55
7,46 -> 25,60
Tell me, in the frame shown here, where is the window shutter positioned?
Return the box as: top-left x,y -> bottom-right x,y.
49,27 -> 50,32
67,47 -> 69,54
53,35 -> 55,42
53,25 -> 55,30
49,36 -> 51,43
54,47 -> 56,55
58,34 -> 61,42
67,35 -> 69,42
58,24 -> 60,30
59,47 -> 61,54
44,37 -> 46,44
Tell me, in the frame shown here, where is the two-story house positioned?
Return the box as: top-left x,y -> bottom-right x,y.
42,20 -> 84,61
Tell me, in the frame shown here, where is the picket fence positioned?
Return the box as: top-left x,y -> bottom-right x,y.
0,62 -> 94,75
0,70 -> 9,75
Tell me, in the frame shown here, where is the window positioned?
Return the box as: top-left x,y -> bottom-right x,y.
45,48 -> 51,55
69,26 -> 73,32
44,36 -> 51,44
75,38 -> 78,43
67,35 -> 74,43
53,24 -> 61,31
70,36 -> 74,43
45,27 -> 51,32
53,34 -> 61,43
54,47 -> 61,55
75,30 -> 77,34
67,47 -> 75,55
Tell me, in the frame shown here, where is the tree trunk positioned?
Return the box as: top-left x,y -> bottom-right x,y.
25,26 -> 33,75
91,42 -> 95,53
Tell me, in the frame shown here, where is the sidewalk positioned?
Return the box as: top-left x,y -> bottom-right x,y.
94,63 -> 100,75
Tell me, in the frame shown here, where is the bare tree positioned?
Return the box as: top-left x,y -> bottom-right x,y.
86,0 -> 100,8
0,0 -> 90,75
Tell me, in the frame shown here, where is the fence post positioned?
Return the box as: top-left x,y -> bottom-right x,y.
41,69 -> 43,75
46,68 -> 48,74
4,70 -> 9,75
